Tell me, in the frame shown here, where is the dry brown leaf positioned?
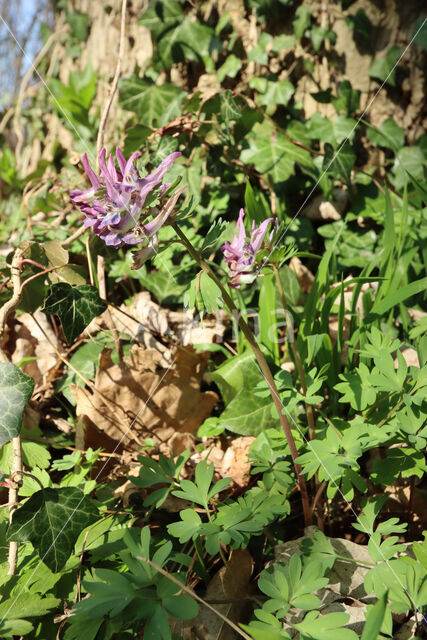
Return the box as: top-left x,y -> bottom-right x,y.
170,308 -> 226,346
12,310 -> 61,386
221,436 -> 255,487
185,549 -> 253,640
71,345 -> 218,449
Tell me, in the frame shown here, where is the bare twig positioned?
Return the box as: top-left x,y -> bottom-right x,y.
7,436 -> 22,574
61,224 -> 87,249
0,248 -> 24,345
0,248 -> 25,574
96,0 -> 128,157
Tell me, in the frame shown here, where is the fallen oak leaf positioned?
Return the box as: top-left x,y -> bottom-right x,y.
71,345 -> 217,449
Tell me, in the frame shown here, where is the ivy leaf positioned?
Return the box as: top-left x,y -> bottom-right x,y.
0,363 -> 34,446
138,0 -> 183,38
119,78 -> 186,128
366,118 -> 405,153
220,90 -> 241,127
392,146 -> 425,190
255,80 -> 295,107
332,80 -> 360,116
323,141 -> 355,183
7,487 -> 98,572
215,387 -> 277,436
217,55 -> 242,83
156,18 -> 214,69
368,45 -> 402,86
293,5 -> 311,39
241,121 -> 314,185
42,283 -> 107,344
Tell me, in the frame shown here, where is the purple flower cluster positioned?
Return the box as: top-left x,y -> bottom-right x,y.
70,148 -> 181,248
221,208 -> 274,288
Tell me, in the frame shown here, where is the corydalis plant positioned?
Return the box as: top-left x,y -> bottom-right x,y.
221,208 -> 275,288
71,148 -> 183,249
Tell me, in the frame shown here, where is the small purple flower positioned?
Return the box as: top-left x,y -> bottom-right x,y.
70,148 -> 182,248
221,208 -> 274,288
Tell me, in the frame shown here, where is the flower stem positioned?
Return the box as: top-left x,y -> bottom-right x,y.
172,222 -> 312,526
273,264 -> 316,441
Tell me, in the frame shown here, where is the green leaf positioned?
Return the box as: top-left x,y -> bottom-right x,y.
323,141 -> 355,183
335,363 -> 376,410
220,89 -> 242,126
201,219 -> 227,253
345,10 -> 372,41
0,592 -> 59,638
215,387 -> 277,436
294,611 -> 358,640
123,124 -> 152,155
368,276 -> 427,318
22,441 -> 51,469
245,180 -> 271,226
42,240 -> 86,286
167,509 -> 204,541
42,283 -> 107,344
7,487 -> 98,571
248,33 -> 273,65
272,34 -> 296,52
211,349 -> 263,404
63,616 -> 103,640
135,266 -> 189,305
0,618 -> 33,637
259,274 -> 279,361
0,363 -> 34,446
241,121 -> 314,184
413,16 -> 427,50
392,146 -> 425,190
255,80 -> 295,107
119,78 -> 186,127
184,271 -> 223,314
162,594 -> 198,620
66,10 -> 90,41
217,54 -> 242,83
369,45 -> 402,86
366,118 -> 405,152
334,80 -> 360,115
156,18 -> 214,69
293,5 -> 311,39
0,593 -> 59,626
139,0 -> 183,38
56,340 -> 104,404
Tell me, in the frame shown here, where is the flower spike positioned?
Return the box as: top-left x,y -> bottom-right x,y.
70,148 -> 182,249
221,208 -> 274,288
